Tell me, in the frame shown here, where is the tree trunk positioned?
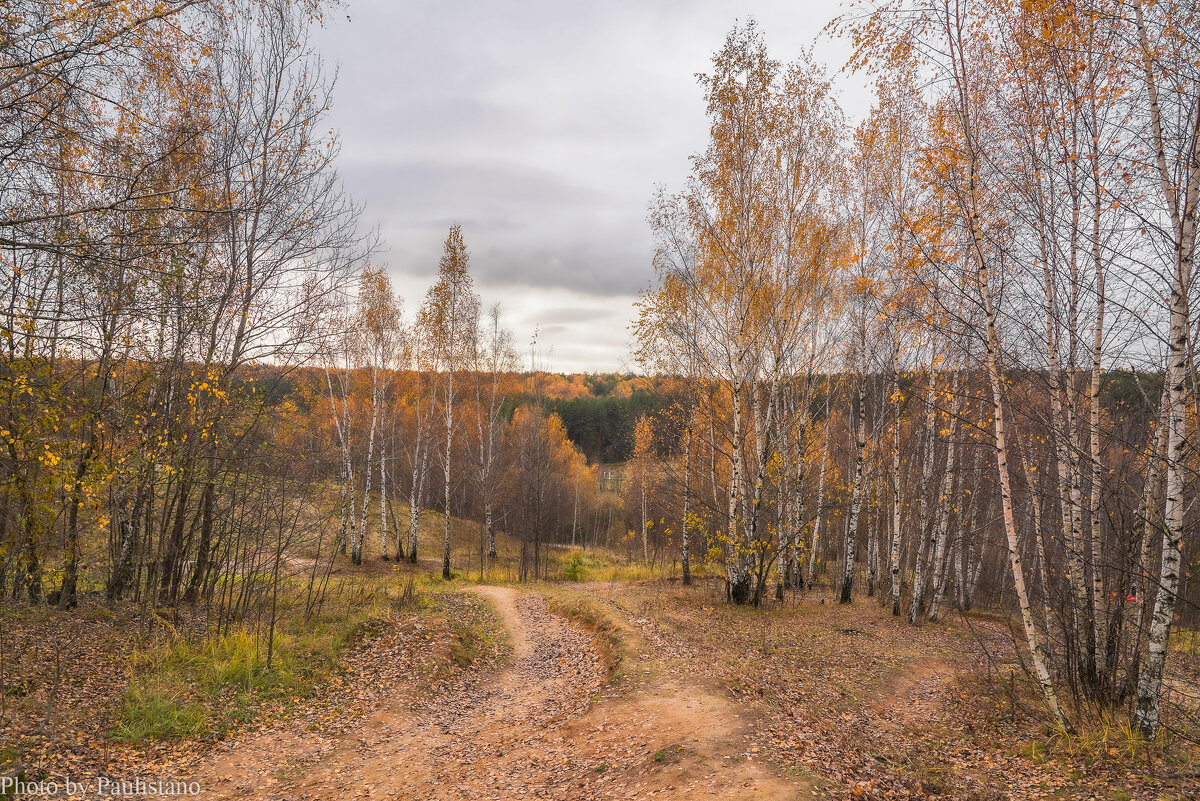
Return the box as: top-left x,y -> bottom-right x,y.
889,350 -> 903,616
808,399 -> 831,588
841,376 -> 866,605
927,384 -> 962,623
380,445 -> 390,561
909,369 -> 937,623
681,418 -> 692,586
1130,0 -> 1196,740
356,373 -> 380,566
442,372 -> 454,581
945,4 -> 1072,727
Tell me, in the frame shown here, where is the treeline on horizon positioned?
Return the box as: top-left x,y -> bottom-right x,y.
250,365 -> 670,465
42,356 -> 1163,467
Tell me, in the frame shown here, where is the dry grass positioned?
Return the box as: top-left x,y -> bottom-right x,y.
0,521 -> 510,787
568,578 -> 1200,801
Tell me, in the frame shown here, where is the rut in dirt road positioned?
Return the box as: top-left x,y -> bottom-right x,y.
417,588 -> 608,771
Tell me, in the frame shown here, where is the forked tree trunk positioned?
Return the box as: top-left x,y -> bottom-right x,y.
485,500 -> 496,560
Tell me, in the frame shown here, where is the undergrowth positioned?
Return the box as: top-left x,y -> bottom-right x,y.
1029,711 -> 1200,775
114,570 -> 439,743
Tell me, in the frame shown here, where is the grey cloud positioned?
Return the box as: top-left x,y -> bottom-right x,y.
316,0 -> 868,369
381,238 -> 649,297
337,159 -> 651,295
515,307 -> 614,326
476,246 -> 649,296
339,160 -> 598,214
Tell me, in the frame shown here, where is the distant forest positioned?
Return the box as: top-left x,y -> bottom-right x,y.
541,383 -> 664,464
237,365 -> 1162,468
245,367 -> 669,465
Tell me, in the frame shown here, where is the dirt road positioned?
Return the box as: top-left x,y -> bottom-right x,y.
191,586 -> 805,800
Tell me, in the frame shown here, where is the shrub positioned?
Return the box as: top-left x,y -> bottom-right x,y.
564,552 -> 586,581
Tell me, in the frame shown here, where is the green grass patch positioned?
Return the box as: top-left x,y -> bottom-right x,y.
447,611 -> 503,668
115,678 -> 208,742
114,620 -> 342,743
542,548 -> 664,583
114,571 -> 435,744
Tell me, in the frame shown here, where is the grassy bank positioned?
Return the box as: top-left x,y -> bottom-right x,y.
542,587 -> 637,676
112,568 -> 493,743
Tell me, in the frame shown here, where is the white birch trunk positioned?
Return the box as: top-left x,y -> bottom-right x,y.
1087,120 -> 1109,684
944,6 -> 1072,728
1019,448 -> 1054,648
1130,391 -> 1169,661
909,368 -> 936,622
808,402 -> 831,588
889,349 -> 903,616
681,419 -> 692,586
840,376 -> 866,605
726,376 -> 747,602
356,370 -> 380,565
380,444 -> 389,561
927,378 -> 962,623
408,411 -> 429,563
442,369 -> 454,580
1131,0 -> 1197,739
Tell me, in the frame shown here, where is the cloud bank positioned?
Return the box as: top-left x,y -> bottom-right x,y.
315,0 -> 870,372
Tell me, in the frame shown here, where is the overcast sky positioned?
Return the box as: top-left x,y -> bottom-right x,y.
313,1 -> 872,373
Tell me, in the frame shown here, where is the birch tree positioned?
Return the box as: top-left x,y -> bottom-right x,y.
351,266 -> 402,564
1127,0 -> 1199,739
472,304 -> 517,565
840,0 -> 1074,730
422,225 -> 480,581
638,22 -> 843,605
